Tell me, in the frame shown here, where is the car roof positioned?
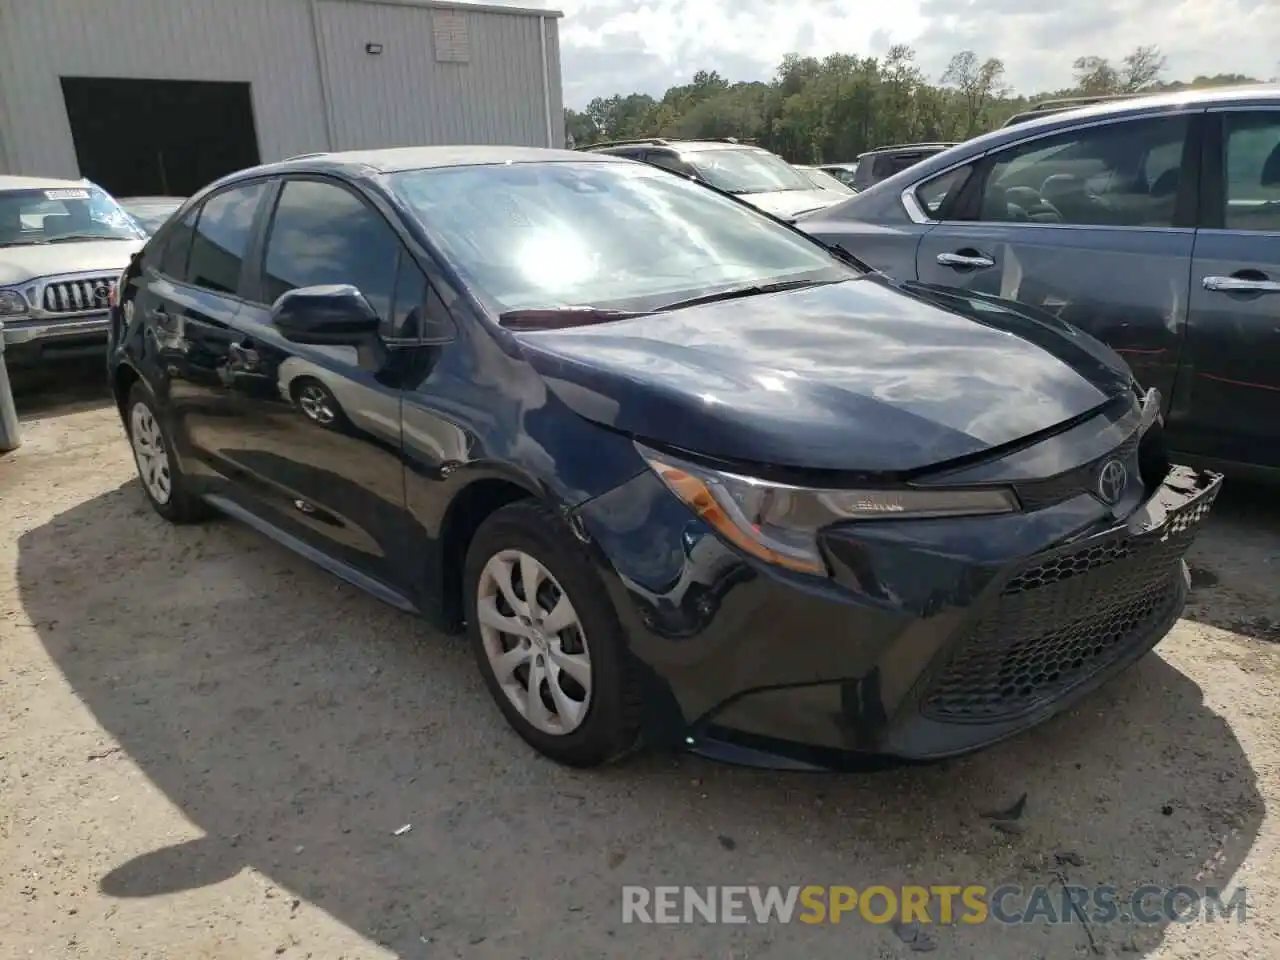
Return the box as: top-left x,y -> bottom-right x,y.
0,174 -> 93,192
840,83 -> 1280,203
280,145 -> 614,175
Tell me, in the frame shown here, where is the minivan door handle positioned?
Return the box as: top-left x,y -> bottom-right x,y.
937,250 -> 995,270
1203,273 -> 1280,295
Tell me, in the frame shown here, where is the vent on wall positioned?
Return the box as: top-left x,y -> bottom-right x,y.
432,10 -> 470,63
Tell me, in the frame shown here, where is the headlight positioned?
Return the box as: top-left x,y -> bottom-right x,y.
0,289 -> 28,317
637,443 -> 1019,575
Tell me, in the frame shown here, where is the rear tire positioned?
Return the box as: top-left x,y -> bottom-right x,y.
125,380 -> 209,524
464,500 -> 640,766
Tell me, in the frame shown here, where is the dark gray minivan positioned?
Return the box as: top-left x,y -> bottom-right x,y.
800,86 -> 1280,481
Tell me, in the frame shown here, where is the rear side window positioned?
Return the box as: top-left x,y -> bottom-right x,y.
159,208 -> 198,279
186,182 -> 267,294
261,179 -> 400,331
976,115 -> 1189,228
1221,111 -> 1280,232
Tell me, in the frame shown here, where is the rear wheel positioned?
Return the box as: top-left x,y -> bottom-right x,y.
464,500 -> 640,766
126,380 -> 209,524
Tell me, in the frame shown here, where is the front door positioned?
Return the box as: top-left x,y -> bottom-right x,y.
219,175 -> 423,599
914,112 -> 1200,409
1178,108 -> 1280,471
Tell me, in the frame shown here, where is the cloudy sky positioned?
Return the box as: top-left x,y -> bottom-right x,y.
482,0 -> 1279,107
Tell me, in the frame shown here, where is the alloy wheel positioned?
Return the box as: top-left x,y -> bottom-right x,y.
476,549 -> 592,735
297,383 -> 336,425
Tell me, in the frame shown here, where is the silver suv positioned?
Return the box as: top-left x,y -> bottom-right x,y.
0,176 -> 145,368
800,85 -> 1280,481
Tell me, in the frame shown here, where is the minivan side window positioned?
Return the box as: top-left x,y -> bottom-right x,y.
185,181 -> 267,294
975,115 -> 1189,228
261,179 -> 401,334
1222,111 -> 1280,233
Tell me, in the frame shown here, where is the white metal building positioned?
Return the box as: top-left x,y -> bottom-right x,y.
0,0 -> 565,196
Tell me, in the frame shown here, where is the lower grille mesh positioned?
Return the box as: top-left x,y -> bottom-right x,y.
921,484 -> 1216,722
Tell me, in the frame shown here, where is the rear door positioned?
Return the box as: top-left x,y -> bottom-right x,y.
914,112 -> 1202,407
1177,107 -> 1280,471
136,179 -> 272,506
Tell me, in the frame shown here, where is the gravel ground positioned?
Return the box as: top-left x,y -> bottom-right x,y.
2,366 -> 1279,959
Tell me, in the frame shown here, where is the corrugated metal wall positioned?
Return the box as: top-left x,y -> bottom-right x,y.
0,0 -> 565,177
314,1 -> 562,150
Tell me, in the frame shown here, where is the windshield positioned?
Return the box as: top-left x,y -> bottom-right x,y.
681,148 -> 815,194
389,161 -> 848,313
0,184 -> 144,247
801,168 -> 856,195
121,201 -> 184,234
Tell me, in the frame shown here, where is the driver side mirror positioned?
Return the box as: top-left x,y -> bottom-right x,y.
271,284 -> 381,346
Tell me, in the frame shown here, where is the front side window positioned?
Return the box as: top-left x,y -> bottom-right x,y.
976,115 -> 1190,228
388,160 -> 850,313
186,181 -> 267,294
0,183 -> 144,248
262,179 -> 400,327
680,148 -> 814,194
1222,111 -> 1280,232
914,165 -> 973,219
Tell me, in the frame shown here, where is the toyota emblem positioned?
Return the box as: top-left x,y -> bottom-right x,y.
93,284 -> 110,301
1096,459 -> 1128,506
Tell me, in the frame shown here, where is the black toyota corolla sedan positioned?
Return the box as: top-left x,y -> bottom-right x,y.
106,146 -> 1221,770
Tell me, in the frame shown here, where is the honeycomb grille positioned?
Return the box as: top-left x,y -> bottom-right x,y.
921,482 -> 1216,722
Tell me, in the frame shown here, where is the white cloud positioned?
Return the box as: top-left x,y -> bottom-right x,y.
474,0 -> 1280,106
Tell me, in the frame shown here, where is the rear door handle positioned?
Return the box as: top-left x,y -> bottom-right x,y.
937,251 -> 995,270
1203,275 -> 1280,294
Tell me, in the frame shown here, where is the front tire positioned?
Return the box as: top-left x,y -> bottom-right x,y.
125,380 -> 209,524
464,500 -> 640,766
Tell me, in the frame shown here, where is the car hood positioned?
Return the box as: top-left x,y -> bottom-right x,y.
742,188 -> 847,220
0,239 -> 142,287
515,277 -> 1133,475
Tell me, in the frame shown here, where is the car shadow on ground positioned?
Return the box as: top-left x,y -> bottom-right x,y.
10,358 -> 114,422
17,481 -> 1266,957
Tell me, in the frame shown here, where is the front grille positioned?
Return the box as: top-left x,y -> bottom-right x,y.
1013,432 -> 1139,511
42,276 -> 116,314
921,481 -> 1217,722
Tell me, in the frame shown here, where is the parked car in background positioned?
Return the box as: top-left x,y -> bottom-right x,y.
578,137 -> 847,220
1001,93 -> 1147,128
852,142 -> 958,190
814,162 -> 859,187
0,175 -> 145,368
799,85 -> 1280,482
795,165 -> 856,195
119,196 -> 186,235
109,145 -> 1220,770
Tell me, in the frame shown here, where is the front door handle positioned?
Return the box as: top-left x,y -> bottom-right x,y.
937,250 -> 995,270
1203,275 -> 1280,295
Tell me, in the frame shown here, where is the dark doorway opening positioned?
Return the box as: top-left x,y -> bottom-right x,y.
61,77 -> 260,198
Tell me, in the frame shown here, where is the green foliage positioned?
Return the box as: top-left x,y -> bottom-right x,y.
563,45 -> 1265,161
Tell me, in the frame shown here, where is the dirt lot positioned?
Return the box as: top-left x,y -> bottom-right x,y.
3,367 -> 1279,959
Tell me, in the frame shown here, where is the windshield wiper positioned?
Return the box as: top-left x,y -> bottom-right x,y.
43,233 -> 133,243
498,305 -> 653,330
827,242 -> 879,275
658,277 -> 841,312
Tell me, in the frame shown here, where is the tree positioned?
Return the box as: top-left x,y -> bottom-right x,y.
560,48 -> 1261,163
1121,45 -> 1166,91
941,50 -> 1010,137
1072,55 -> 1120,95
